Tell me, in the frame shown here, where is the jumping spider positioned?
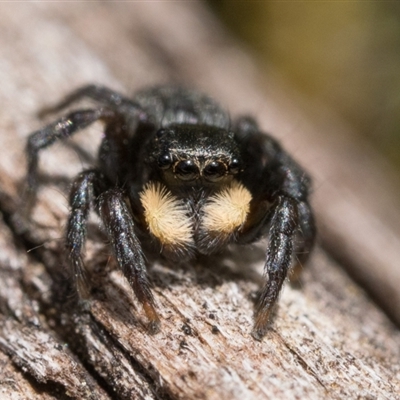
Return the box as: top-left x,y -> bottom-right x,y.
22,85 -> 316,340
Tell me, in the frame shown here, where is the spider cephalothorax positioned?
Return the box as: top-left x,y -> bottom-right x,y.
22,85 -> 316,339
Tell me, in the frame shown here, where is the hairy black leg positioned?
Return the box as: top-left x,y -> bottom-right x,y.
234,119 -> 311,337
39,84 -> 144,117
66,169 -> 102,299
97,188 -> 160,333
290,201 -> 316,282
252,196 -> 299,340
235,117 -> 316,320
23,108 -> 114,214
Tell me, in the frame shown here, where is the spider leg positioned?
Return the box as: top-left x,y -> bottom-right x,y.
235,116 -> 316,339
66,169 -> 103,299
97,188 -> 160,333
23,108 -> 114,214
290,201 -> 316,282
252,196 -> 298,340
39,84 -> 143,117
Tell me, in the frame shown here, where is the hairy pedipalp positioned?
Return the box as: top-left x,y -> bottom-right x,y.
201,181 -> 252,234
139,182 -> 194,247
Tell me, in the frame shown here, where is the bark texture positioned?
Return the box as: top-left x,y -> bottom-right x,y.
0,2 -> 400,399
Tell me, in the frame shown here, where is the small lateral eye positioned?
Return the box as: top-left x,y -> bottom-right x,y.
229,158 -> 241,174
156,128 -> 168,138
175,159 -> 199,181
203,161 -> 227,182
158,153 -> 172,169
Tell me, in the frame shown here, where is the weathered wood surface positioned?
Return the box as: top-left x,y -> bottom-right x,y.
0,2 -> 400,399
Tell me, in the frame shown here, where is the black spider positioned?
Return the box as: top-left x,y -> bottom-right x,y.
22,85 -> 316,340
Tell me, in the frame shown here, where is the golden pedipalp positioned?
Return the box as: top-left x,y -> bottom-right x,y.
201,181 -> 252,234
139,182 -> 194,247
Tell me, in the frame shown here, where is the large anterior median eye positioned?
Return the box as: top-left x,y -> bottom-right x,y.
203,161 -> 227,182
175,159 -> 199,181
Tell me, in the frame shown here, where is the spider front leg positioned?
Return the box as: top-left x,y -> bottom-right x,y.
97,188 -> 160,333
252,196 -> 299,340
66,169 -> 104,299
235,117 -> 316,339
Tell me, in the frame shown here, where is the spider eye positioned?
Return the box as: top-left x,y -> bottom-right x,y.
175,160 -> 199,181
229,158 -> 241,174
203,161 -> 227,182
158,153 -> 172,169
156,128 -> 168,138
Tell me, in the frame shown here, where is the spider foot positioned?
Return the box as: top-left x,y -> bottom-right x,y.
251,308 -> 272,341
143,300 -> 161,334
289,262 -> 303,288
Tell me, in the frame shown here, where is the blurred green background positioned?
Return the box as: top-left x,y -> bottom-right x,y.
207,1 -> 400,172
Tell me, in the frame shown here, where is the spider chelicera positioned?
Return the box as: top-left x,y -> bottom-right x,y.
22,85 -> 316,340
